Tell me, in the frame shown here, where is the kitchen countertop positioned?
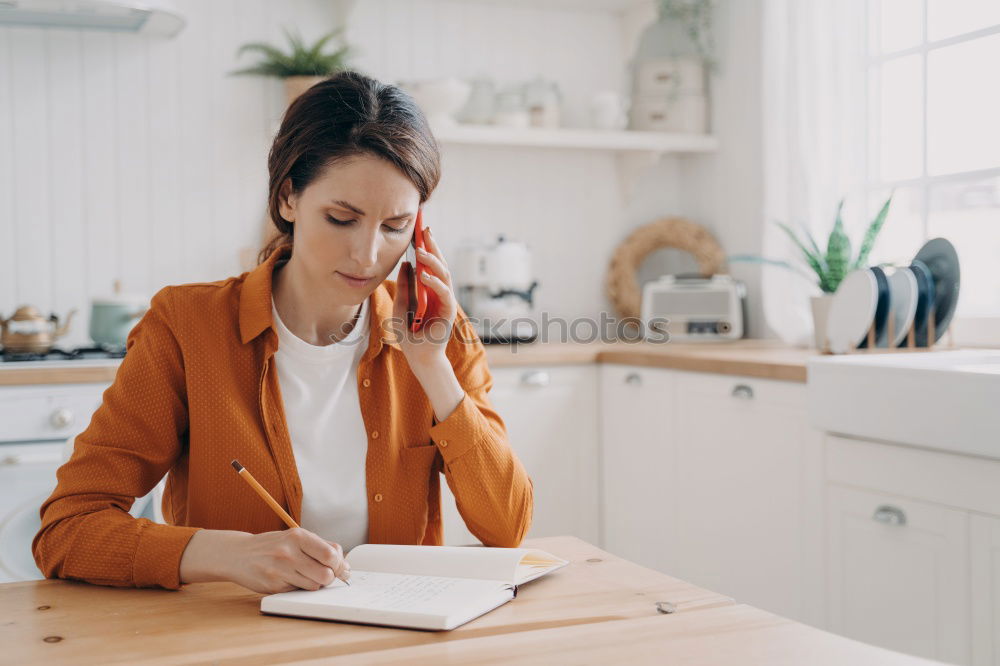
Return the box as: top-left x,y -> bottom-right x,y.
0,340 -> 819,386
484,339 -> 819,382
1,339 -> 973,387
0,535 -> 944,665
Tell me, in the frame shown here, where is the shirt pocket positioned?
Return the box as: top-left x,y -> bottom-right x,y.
400,442 -> 441,478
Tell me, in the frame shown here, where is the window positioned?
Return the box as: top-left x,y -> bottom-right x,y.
866,0 -> 1000,337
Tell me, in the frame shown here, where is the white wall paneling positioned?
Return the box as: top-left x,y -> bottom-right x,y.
677,0 -> 766,338
0,0 -> 339,347
0,0 -> 742,348
0,30 -> 12,322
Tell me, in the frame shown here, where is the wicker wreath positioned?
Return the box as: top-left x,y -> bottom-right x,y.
606,217 -> 728,319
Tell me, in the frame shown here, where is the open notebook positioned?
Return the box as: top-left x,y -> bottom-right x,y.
260,544 -> 569,631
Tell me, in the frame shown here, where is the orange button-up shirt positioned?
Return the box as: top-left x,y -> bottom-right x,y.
32,245 -> 533,590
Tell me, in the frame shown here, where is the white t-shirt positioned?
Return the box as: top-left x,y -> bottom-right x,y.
270,295 -> 370,552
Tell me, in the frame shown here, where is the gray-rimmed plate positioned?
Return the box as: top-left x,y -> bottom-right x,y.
885,266 -> 918,347
914,238 -> 960,343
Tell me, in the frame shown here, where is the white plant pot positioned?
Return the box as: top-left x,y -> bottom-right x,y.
810,293 -> 835,351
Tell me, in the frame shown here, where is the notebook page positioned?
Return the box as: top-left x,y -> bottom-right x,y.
344,544 -> 569,584
269,570 -> 511,617
345,544 -> 530,581
515,552 -> 569,584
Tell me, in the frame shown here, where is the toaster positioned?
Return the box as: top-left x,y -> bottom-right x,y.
640,274 -> 746,342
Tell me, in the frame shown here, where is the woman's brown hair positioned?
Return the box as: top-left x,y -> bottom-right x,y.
258,70 -> 441,265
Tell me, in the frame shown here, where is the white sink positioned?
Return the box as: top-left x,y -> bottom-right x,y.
808,350 -> 1000,459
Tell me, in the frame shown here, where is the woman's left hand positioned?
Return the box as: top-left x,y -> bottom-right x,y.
391,225 -> 458,371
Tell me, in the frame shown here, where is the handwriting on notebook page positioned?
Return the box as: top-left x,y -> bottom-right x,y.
320,571 -> 507,613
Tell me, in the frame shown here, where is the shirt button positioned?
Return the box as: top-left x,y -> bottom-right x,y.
374,493 -> 383,502
371,430 -> 379,439
362,378 -> 371,388
439,440 -> 448,448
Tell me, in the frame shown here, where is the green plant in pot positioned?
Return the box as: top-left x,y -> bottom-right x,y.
729,194 -> 892,348
231,27 -> 353,105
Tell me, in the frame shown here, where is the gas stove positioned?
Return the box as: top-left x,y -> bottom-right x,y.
0,346 -> 126,363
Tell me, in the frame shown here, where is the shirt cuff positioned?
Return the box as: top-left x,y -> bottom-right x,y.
428,392 -> 490,464
133,522 -> 203,590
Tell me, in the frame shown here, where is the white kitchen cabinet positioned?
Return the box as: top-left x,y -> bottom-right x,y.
972,513 -> 1000,666
438,364 -> 600,546
826,483 -> 971,665
599,364 -> 678,572
671,371 -> 824,626
0,383 -> 109,443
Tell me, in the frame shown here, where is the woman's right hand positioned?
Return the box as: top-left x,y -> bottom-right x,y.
180,527 -> 351,594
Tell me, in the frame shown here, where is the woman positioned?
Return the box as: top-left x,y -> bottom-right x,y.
32,71 -> 533,594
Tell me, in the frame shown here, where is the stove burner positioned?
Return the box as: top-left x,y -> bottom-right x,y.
1,346 -> 126,362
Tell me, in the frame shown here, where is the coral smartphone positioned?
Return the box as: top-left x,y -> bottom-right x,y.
406,208 -> 437,332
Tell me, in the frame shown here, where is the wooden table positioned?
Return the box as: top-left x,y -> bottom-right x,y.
0,536 -> 946,665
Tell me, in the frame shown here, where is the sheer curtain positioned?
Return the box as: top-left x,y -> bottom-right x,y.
761,0 -> 869,345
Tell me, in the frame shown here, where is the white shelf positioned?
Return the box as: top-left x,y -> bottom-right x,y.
432,124 -> 718,155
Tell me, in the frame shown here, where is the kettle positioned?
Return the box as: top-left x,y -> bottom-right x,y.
453,235 -> 539,343
0,305 -> 77,354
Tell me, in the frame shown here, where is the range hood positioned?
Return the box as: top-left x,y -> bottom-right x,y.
0,0 -> 185,37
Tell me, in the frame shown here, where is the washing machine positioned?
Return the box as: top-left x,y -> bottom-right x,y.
0,382 -> 163,583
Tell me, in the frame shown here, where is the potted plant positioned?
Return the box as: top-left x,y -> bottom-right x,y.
729,195 -> 892,349
231,27 -> 353,106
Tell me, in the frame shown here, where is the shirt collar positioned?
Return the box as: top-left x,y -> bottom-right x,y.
238,244 -> 400,357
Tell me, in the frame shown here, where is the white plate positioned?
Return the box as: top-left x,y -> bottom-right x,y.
886,266 -> 918,347
825,269 -> 878,353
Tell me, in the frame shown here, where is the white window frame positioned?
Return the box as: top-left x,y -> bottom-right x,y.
865,0 -> 1000,347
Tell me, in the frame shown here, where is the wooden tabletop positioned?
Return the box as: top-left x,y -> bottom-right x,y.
0,536 -> 943,665
346,604 -> 947,666
1,536 -> 729,665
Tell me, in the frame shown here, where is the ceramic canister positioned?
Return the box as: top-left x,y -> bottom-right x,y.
89,293 -> 149,349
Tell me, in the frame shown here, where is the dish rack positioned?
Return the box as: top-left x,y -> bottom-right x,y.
821,302 -> 956,355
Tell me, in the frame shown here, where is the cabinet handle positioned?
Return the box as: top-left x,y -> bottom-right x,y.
731,384 -> 754,400
520,370 -> 550,387
872,505 -> 907,526
624,372 -> 642,386
50,408 -> 75,429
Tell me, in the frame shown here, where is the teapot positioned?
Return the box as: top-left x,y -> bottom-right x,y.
0,305 -> 77,354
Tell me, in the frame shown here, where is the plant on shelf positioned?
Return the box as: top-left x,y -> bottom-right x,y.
231,27 -> 353,104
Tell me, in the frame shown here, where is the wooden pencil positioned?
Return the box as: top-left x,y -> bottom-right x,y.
230,459 -> 350,586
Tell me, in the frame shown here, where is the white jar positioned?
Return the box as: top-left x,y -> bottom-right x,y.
630,92 -> 707,133
635,57 -> 706,96
493,87 -> 530,128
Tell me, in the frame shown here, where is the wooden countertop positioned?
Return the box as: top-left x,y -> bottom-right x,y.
1,339 -> 978,386
485,339 -> 819,382
0,359 -> 122,387
0,340 -> 818,386
0,536 -> 942,665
